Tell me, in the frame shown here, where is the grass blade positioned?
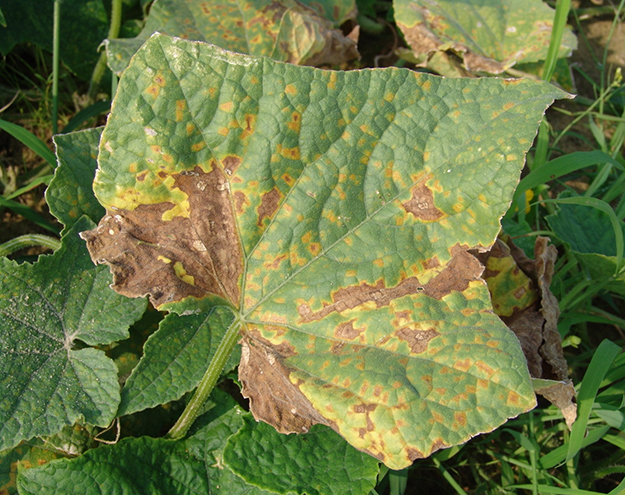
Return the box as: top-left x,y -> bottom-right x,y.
542,0 -> 573,82
0,118 -> 57,167
0,196 -> 60,234
513,150 -> 624,205
567,340 -> 621,462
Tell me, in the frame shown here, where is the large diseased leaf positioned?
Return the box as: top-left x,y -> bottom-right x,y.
394,0 -> 577,75
105,0 -> 359,75
0,218 -> 147,452
82,34 -> 568,469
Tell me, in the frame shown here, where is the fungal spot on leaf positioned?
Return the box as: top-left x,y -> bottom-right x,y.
395,327 -> 439,354
402,178 -> 444,222
257,187 -> 282,227
334,320 -> 365,340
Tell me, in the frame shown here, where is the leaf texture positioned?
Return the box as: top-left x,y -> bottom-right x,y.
0,218 -> 146,451
83,34 -> 568,468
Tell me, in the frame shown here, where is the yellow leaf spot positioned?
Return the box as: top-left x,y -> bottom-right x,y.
173,261 -> 195,285
373,258 -> 384,267
218,127 -> 229,136
345,270 -> 357,277
287,111 -> 301,132
328,72 -> 337,90
191,141 -> 206,152
301,232 -> 312,243
503,102 -> 515,110
478,194 -> 488,203
146,85 -> 160,97
285,84 -> 297,95
153,73 -> 166,87
422,80 -> 432,91
277,144 -> 300,160
186,123 -> 195,135
175,100 -> 186,122
219,101 -> 233,112
506,154 -> 517,161
308,242 -> 321,256
129,162 -> 138,173
384,92 -> 395,102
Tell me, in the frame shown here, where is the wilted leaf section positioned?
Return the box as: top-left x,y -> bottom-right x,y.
105,0 -> 359,75
394,0 -> 577,76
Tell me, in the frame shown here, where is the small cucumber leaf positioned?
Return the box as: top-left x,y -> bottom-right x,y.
546,196 -> 625,295
47,128 -> 106,232
0,217 -> 146,451
224,416 -> 380,495
394,0 -> 577,75
119,306 -> 239,416
83,34 -> 568,469
17,391 -> 274,495
105,0 -> 359,75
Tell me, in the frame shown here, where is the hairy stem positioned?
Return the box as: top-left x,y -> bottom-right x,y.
166,315 -> 242,439
0,234 -> 61,257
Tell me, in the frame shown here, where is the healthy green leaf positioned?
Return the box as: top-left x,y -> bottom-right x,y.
0,217 -> 146,451
83,34 -> 567,469
47,128 -> 106,231
394,0 -> 577,75
105,0 -> 359,75
119,306 -> 239,416
546,194 -> 625,294
224,416 -> 380,495
0,0 -> 108,80
17,391 -> 273,495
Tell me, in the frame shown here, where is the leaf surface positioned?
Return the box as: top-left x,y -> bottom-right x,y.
119,306 -> 239,416
47,128 -> 106,231
299,0 -> 357,26
394,0 -> 577,75
105,0 -> 359,75
18,392 -> 275,495
224,417 -> 379,495
546,198 -> 625,295
83,34 -> 568,468
0,218 -> 146,451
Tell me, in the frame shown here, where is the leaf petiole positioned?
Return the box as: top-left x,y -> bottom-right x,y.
166,311 -> 242,439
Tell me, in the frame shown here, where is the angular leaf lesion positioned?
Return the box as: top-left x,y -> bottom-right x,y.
82,164 -> 244,309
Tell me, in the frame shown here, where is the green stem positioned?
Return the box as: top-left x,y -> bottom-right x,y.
166,315 -> 242,439
542,0 -> 572,82
52,0 -> 61,135
0,234 -> 61,257
88,0 -> 123,100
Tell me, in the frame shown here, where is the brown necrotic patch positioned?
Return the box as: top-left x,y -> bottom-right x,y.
334,320 -> 364,340
297,249 -> 482,323
402,178 -> 445,222
256,187 -> 282,227
81,165 -> 243,308
395,327 -> 439,354
239,336 -> 332,434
